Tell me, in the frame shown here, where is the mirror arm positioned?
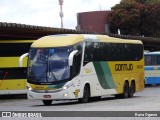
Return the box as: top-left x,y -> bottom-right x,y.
19,53 -> 29,67
68,50 -> 78,66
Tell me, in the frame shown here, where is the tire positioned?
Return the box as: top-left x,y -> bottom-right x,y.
42,100 -> 52,105
122,82 -> 129,98
115,94 -> 122,99
78,85 -> 90,103
91,96 -> 101,101
128,81 -> 135,98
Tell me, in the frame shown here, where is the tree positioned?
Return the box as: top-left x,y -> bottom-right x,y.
108,0 -> 160,37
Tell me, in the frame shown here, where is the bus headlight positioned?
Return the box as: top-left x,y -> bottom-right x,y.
27,83 -> 33,91
63,86 -> 67,90
62,82 -> 74,90
28,87 -> 32,91
27,86 -> 33,91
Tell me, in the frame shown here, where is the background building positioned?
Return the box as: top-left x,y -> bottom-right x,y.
76,11 -> 111,34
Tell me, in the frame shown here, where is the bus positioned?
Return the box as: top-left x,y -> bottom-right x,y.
144,51 -> 160,85
0,40 -> 34,95
20,34 -> 144,105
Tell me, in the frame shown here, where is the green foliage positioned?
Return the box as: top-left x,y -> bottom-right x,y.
108,0 -> 160,37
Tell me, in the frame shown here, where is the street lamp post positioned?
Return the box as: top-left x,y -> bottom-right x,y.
58,0 -> 64,28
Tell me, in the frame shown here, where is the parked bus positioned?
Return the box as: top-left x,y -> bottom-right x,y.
144,51 -> 160,85
20,34 -> 144,105
0,40 -> 34,95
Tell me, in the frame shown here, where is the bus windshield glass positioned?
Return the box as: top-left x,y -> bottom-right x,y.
144,55 -> 160,66
28,47 -> 71,84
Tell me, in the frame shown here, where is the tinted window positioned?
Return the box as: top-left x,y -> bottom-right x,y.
0,43 -> 31,57
145,55 -> 160,66
84,42 -> 143,64
71,43 -> 83,77
0,67 -> 27,79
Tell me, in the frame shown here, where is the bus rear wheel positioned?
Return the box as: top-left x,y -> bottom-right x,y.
129,81 -> 135,98
122,82 -> 129,98
78,85 -> 90,103
42,100 -> 52,105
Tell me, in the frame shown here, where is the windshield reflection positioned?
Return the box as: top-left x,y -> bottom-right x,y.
28,47 -> 71,83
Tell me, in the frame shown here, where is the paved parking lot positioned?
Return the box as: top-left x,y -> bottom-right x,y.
0,85 -> 160,119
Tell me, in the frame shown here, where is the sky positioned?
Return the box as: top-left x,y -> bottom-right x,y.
0,0 -> 121,29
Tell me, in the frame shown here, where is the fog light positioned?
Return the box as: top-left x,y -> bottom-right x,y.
64,93 -> 68,97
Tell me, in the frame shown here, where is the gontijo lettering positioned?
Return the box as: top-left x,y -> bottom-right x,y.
115,64 -> 133,71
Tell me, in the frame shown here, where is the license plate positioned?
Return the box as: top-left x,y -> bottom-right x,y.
43,95 -> 51,98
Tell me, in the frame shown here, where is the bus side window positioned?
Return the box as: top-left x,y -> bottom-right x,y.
71,51 -> 82,77
84,42 -> 94,65
152,56 -> 157,65
158,56 -> 160,65
71,43 -> 82,77
145,56 -> 151,65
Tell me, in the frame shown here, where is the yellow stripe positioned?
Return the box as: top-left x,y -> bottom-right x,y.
29,83 -> 58,90
0,40 -> 35,43
29,83 -> 48,90
0,57 -> 27,67
31,35 -> 84,48
0,79 -> 26,90
31,34 -> 142,48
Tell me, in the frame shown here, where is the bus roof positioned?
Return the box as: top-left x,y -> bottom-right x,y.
144,51 -> 160,55
31,34 -> 143,48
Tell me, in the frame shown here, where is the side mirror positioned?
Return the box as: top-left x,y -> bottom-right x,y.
68,50 -> 78,66
19,53 -> 29,67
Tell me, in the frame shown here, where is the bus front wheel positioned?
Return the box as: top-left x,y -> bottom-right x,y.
78,85 -> 90,103
42,100 -> 52,105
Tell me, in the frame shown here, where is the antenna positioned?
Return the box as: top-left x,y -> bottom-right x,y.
99,3 -> 101,11
58,0 -> 64,28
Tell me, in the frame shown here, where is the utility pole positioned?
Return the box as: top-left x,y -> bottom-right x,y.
58,0 -> 64,28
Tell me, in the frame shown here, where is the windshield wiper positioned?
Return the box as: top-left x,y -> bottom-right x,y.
47,58 -> 57,82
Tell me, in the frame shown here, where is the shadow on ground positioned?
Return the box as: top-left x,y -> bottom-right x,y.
0,94 -> 27,100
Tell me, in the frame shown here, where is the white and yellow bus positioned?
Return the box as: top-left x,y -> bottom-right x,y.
0,40 -> 34,95
20,34 -> 144,105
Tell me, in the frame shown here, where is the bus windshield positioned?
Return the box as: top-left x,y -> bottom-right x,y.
28,47 -> 71,84
144,55 -> 160,66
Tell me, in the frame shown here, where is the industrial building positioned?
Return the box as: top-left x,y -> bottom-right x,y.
76,11 -> 111,34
